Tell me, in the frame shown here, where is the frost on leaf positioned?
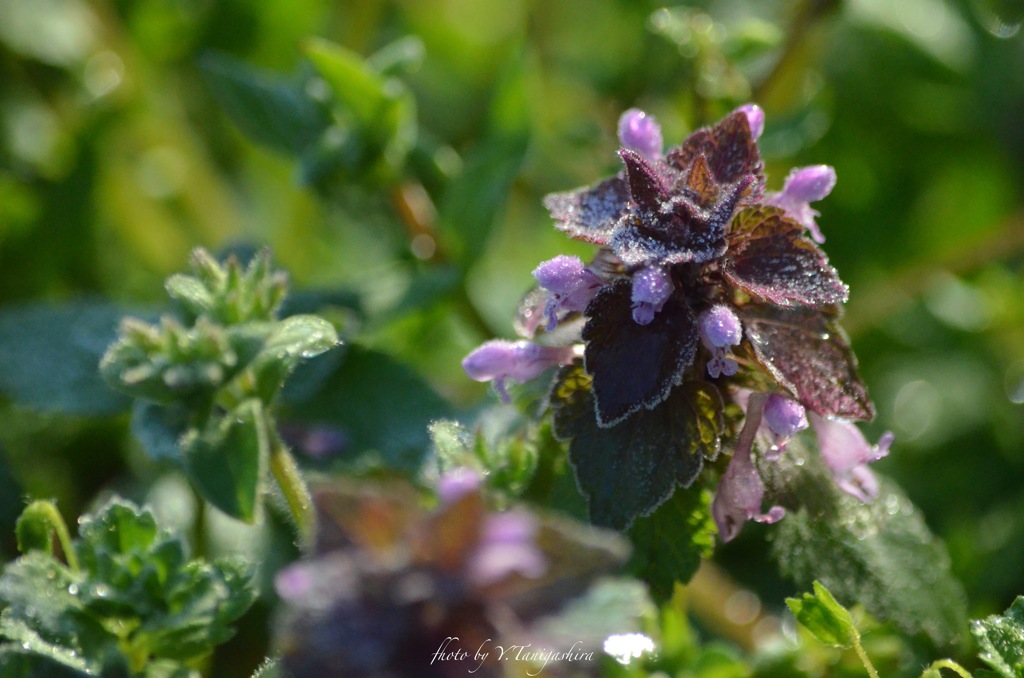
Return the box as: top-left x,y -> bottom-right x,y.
723,206 -> 848,308
549,364 -> 723,530
582,280 -> 698,427
543,176 -> 630,245
666,111 -> 764,194
741,306 -> 874,421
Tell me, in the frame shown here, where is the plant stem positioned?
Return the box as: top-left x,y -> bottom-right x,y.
268,429 -> 315,548
852,638 -> 881,678
924,659 -> 973,678
19,501 -> 80,574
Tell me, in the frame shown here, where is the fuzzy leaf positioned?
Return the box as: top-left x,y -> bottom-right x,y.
742,306 -> 874,420
724,206 -> 847,307
199,52 -> 329,154
972,597 -> 1024,677
628,487 -> 716,600
764,442 -> 967,649
666,110 -> 764,189
786,581 -> 860,649
543,175 -> 629,245
181,400 -> 268,523
583,280 -> 698,427
550,364 -> 723,530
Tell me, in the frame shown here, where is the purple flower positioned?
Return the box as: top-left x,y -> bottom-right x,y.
467,511 -> 547,588
630,265 -> 674,325
532,255 -> 605,331
762,394 -> 808,457
810,413 -> 893,502
617,108 -> 663,162
733,103 -> 765,140
462,340 -> 577,402
712,393 -> 785,542
437,467 -> 483,505
699,305 -> 742,378
766,165 -> 837,243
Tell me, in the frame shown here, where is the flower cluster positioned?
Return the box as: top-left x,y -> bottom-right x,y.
273,473 -> 628,677
463,105 -> 889,537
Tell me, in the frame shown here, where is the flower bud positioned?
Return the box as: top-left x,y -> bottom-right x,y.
699,305 -> 742,378
733,103 -> 765,140
630,265 -> 674,325
617,108 -> 663,162
532,255 -> 604,331
763,394 -> 808,438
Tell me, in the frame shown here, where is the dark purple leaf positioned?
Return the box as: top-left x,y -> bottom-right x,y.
543,175 -> 629,245
741,306 -> 875,421
666,111 -> 764,189
582,279 -> 698,427
549,364 -> 723,529
723,206 -> 848,308
620,148 -> 670,211
608,176 -> 749,268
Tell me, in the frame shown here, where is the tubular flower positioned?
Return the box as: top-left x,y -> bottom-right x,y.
765,165 -> 837,243
532,255 -> 605,331
712,393 -> 785,542
810,413 -> 893,502
466,103 -> 876,532
617,108 -> 663,162
699,305 -> 742,378
462,340 -> 576,402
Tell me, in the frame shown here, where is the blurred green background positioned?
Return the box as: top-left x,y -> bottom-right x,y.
1,0 -> 1023,674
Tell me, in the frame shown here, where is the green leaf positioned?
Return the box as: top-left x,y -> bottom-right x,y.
764,441 -> 968,649
282,345 -> 451,472
550,364 -> 723,530
302,38 -> 417,183
786,581 -> 860,649
304,38 -> 389,127
0,302 -> 144,415
182,400 -> 268,522
628,487 -> 716,601
530,578 -> 652,650
437,49 -> 530,267
259,315 -> 339,364
131,402 -> 190,464
199,52 -> 330,154
972,597 -> 1024,677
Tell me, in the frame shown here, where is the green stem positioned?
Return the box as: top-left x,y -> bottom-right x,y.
18,501 -> 80,573
924,659 -> 973,678
268,429 -> 315,548
852,638 -> 880,678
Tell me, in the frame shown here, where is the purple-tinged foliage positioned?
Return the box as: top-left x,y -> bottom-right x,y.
810,413 -> 893,502
766,165 -> 836,243
275,481 -> 629,678
466,105 -> 875,530
742,307 -> 874,421
582,280 -> 698,427
723,206 -> 847,308
618,108 -> 663,162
